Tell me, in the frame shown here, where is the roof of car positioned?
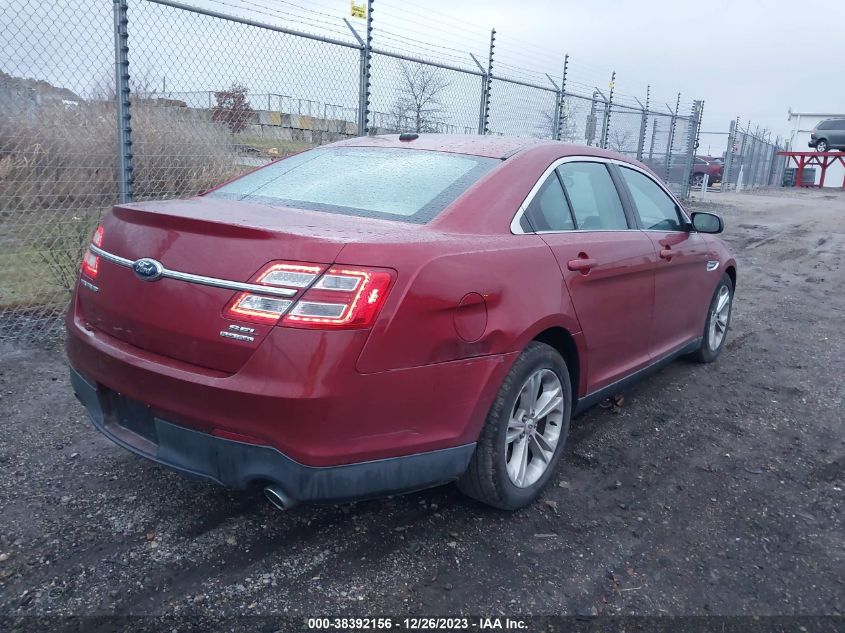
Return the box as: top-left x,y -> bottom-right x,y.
331,134 -> 628,160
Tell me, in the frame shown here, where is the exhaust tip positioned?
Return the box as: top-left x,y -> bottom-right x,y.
263,485 -> 297,511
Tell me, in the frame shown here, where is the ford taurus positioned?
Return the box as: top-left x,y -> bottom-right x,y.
67,134 -> 736,510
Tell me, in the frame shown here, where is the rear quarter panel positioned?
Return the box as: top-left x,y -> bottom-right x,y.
341,234 -> 581,373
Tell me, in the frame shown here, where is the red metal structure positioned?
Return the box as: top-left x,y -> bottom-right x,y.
778,151 -> 845,188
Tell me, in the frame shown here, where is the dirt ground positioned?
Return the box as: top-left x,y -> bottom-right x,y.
0,188 -> 843,627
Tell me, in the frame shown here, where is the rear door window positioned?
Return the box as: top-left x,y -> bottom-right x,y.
208,147 -> 498,224
522,173 -> 575,232
556,162 -> 628,230
619,167 -> 685,231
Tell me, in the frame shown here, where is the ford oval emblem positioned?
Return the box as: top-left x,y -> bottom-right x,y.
132,258 -> 164,282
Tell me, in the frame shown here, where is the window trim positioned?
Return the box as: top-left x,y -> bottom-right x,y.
510,155 -> 689,235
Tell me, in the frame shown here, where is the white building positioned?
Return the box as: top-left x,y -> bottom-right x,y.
786,110 -> 845,188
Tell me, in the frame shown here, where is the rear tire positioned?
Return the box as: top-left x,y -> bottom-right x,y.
691,273 -> 733,363
458,342 -> 572,510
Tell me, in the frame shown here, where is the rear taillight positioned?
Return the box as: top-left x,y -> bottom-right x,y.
284,267 -> 392,328
80,225 -> 105,279
224,262 -> 393,329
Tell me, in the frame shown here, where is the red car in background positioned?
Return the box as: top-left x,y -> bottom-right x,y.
67,134 -> 736,510
691,156 -> 723,187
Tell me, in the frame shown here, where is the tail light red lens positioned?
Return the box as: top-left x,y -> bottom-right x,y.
223,261 -> 393,329
91,225 -> 104,247
80,249 -> 99,279
283,267 -> 392,329
80,225 -> 105,279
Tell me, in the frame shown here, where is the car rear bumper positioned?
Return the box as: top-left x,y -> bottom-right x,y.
70,368 -> 475,502
66,293 -> 515,468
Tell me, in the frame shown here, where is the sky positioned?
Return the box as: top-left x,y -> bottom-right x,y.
437,0 -> 845,139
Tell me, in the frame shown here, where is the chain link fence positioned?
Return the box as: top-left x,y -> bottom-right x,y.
720,121 -> 787,190
1,0 -> 704,345
1,0 -> 119,341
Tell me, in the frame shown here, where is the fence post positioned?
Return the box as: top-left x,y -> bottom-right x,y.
775,139 -> 786,186
545,73 -> 562,140
741,122 -> 753,189
761,131 -> 772,186
680,100 -> 703,199
722,118 -> 737,189
343,18 -> 366,135
663,93 -> 680,184
600,71 -> 615,149
648,118 -> 658,161
636,85 -> 649,161
475,72 -> 487,135
586,91 -> 600,146
556,54 -> 569,141
481,28 -> 495,135
766,137 -> 779,186
753,133 -> 764,188
355,0 -> 373,136
113,0 -> 134,203
748,125 -> 760,188
469,53 -> 487,135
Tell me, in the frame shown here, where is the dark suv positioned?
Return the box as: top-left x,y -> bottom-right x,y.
809,119 -> 845,152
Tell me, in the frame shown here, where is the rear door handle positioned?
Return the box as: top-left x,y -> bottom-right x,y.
659,248 -> 673,260
567,257 -> 597,272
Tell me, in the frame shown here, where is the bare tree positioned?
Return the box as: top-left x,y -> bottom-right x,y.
606,128 -> 635,153
390,62 -> 449,133
535,100 -> 578,141
535,108 -> 557,139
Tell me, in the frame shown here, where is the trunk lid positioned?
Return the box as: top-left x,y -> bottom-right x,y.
77,197 -> 408,373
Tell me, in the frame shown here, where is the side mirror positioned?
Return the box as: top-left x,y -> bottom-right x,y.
691,211 -> 724,234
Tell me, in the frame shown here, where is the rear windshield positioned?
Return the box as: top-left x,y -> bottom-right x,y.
208,147 -> 498,224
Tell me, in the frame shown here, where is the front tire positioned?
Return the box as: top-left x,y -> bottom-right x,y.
458,342 -> 572,510
691,273 -> 733,363
816,139 -> 829,152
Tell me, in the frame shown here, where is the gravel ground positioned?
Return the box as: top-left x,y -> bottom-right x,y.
0,188 -> 843,626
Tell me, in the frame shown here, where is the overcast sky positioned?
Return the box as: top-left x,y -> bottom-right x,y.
438,0 -> 845,139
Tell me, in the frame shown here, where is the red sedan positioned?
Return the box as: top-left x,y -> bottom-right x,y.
67,134 -> 736,510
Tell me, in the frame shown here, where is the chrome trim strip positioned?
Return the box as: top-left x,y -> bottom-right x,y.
90,244 -> 133,267
510,155 -> 692,235
89,244 -> 298,298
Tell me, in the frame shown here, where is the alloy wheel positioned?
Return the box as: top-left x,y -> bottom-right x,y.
708,285 -> 731,351
505,368 -> 565,488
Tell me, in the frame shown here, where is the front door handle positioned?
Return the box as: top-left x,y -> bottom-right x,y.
567,257 -> 597,272
659,247 -> 673,260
